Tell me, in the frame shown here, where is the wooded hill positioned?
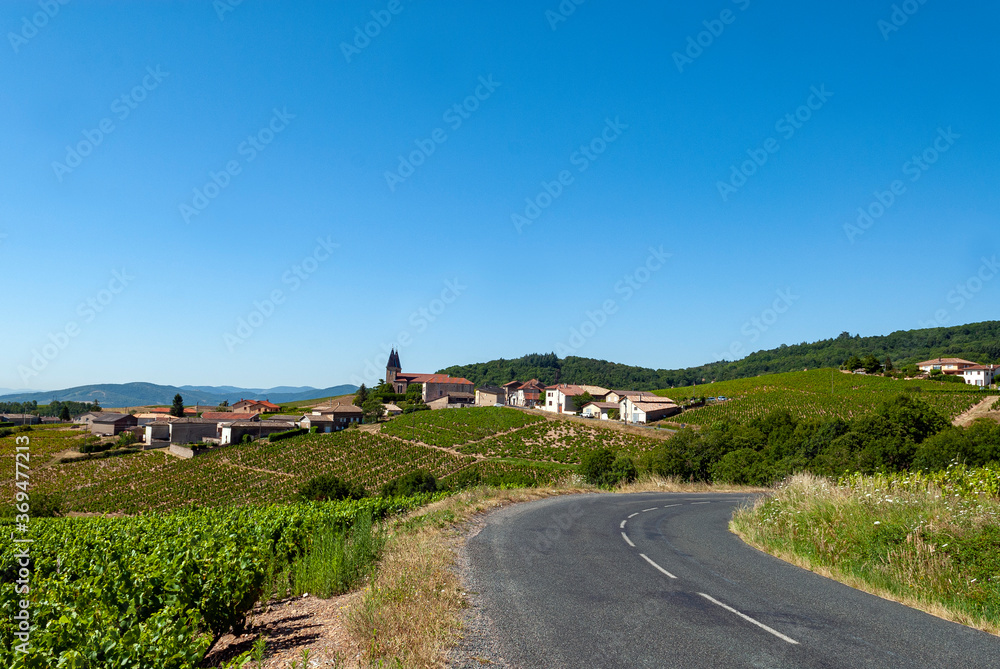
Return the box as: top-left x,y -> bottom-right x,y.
438,321 -> 1000,390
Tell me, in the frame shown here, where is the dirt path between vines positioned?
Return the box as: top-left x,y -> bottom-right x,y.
952,395 -> 999,427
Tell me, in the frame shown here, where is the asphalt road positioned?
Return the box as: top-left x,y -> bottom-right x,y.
462,493 -> 1000,668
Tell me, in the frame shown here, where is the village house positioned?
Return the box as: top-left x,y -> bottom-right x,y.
510,379 -> 545,407
427,392 -> 475,410
89,413 -> 139,436
475,386 -> 506,406
233,399 -> 281,414
619,395 -> 680,424
73,412 -> 102,426
384,349 -> 474,403
542,384 -> 610,415
581,401 -> 619,420
302,403 -> 363,431
201,411 -> 257,423
383,403 -> 403,417
502,380 -> 522,404
959,364 -> 997,387
916,357 -> 979,375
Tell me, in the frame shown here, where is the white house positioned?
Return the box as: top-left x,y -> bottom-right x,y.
582,401 -> 618,420
619,395 -> 680,424
543,384 -> 610,415
960,365 -> 996,387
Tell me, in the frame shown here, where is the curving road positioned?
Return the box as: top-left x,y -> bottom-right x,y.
461,493 -> 1000,668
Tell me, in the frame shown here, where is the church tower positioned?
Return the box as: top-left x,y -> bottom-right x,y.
386,348 -> 401,391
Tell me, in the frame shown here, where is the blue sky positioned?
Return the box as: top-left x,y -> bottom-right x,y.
1,0 -> 997,391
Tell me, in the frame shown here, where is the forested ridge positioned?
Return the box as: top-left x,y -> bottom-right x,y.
439,321 -> 1000,390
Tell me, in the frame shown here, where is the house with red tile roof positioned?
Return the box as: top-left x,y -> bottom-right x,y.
385,349 -> 473,404
959,364 -> 996,387
916,358 -> 978,375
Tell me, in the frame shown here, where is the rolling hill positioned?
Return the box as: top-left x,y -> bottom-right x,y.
0,382 -> 358,408
439,321 -> 1000,390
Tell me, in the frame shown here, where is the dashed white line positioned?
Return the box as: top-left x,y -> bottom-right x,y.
697,593 -> 800,645
628,512 -> 639,518
662,503 -> 682,508
621,532 -> 635,547
620,519 -> 627,529
691,501 -> 711,505
641,507 -> 658,513
639,553 -> 677,579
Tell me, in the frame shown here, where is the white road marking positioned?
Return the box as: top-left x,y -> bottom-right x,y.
662,503 -> 682,508
691,501 -> 711,505
620,519 -> 627,529
628,512 -> 639,518
642,507 -> 658,512
622,532 -> 635,547
639,553 -> 677,579
697,593 -> 800,645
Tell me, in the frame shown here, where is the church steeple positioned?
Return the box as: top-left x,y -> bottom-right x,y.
386,348 -> 401,387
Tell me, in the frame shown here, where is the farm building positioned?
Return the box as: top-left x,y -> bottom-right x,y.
581,401 -> 619,420
144,420 -> 172,445
475,386 -> 505,406
220,420 -> 295,445
90,413 -> 139,436
168,418 -> 219,444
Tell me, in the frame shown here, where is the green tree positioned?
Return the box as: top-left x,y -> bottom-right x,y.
299,473 -> 367,501
362,396 -> 385,423
353,384 -> 369,407
58,405 -> 71,422
579,448 -> 615,485
574,392 -> 595,413
170,394 -> 185,418
843,355 -> 862,371
380,470 -> 437,497
215,400 -> 230,411
861,354 -> 882,375
884,355 -> 894,372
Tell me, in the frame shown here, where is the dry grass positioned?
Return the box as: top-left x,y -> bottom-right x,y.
345,486 -> 589,667
616,472 -> 770,494
346,477 -> 768,667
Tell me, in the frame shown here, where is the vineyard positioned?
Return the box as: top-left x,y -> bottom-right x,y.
457,421 -> 662,464
380,406 -> 545,448
0,496 -> 438,668
657,368 -> 995,425
0,430 -> 478,514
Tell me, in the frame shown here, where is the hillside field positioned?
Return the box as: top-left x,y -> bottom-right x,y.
655,368 -> 996,426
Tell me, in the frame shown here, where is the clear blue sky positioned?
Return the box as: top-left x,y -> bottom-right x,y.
2,0 -> 997,391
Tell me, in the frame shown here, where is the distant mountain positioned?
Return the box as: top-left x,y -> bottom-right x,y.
439,321 -> 1000,390
179,385 -> 319,396
0,382 -> 357,408
0,388 -> 36,396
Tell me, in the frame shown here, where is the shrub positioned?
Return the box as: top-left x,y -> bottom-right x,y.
299,474 -> 367,502
380,470 -> 437,497
579,448 -> 615,485
269,427 -> 308,442
607,454 -> 638,486
710,448 -> 772,485
117,431 -> 138,448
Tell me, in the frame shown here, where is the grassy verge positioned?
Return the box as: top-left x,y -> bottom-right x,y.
731,472 -> 1000,635
345,476 -> 767,667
